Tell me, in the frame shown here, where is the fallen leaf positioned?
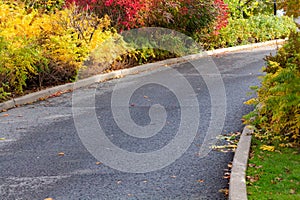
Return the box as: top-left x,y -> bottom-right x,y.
143,95 -> 148,99
197,179 -> 204,183
116,75 -> 124,79
220,149 -> 229,153
219,188 -> 229,196
257,154 -> 264,159
290,189 -> 296,194
247,175 -> 259,183
224,172 -> 230,176
195,152 -> 201,157
38,97 -> 46,101
260,145 -> 275,152
95,162 -> 102,165
49,91 -> 63,98
2,114 -> 9,117
211,144 -> 237,150
248,163 -> 256,167
58,152 -> 65,156
0,138 -> 5,140
44,198 -> 54,200
275,177 -> 283,181
226,144 -> 237,148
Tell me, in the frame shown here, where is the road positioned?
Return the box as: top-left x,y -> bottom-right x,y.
0,46 -> 276,200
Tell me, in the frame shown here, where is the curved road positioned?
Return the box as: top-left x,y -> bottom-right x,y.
0,46 -> 276,200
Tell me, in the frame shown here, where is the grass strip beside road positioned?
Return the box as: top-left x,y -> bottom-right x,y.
246,137 -> 300,200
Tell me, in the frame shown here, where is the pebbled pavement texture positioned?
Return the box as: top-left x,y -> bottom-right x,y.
0,46 -> 277,200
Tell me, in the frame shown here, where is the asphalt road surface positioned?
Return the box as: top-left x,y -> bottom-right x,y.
0,46 -> 277,200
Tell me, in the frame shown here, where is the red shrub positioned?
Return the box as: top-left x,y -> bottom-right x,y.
65,0 -> 148,31
65,0 -> 228,38
213,0 -> 229,35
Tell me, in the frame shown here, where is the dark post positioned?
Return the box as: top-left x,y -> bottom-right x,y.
274,0 -> 277,16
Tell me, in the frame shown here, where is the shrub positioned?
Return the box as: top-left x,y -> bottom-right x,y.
224,0 -> 273,19
0,36 -> 44,97
65,0 -> 226,40
0,1 -> 116,100
144,0 -> 218,35
65,0 -> 149,31
278,0 -> 300,18
65,0 -> 227,72
213,0 -> 229,34
18,0 -> 65,13
205,14 -> 297,49
0,1 -> 46,96
107,28 -> 200,70
244,32 -> 300,146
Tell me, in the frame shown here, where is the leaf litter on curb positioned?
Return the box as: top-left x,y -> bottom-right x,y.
211,132 -> 241,198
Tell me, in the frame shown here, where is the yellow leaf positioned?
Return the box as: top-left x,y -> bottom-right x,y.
260,145 -> 275,152
57,152 -> 65,156
244,98 -> 257,105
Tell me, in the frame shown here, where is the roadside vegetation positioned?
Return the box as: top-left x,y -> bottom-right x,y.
0,0 -> 298,102
244,31 -> 300,199
247,137 -> 300,200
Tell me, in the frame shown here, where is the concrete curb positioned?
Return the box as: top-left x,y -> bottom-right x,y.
229,125 -> 253,200
0,39 -> 286,111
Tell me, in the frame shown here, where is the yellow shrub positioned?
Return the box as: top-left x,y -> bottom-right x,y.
0,1 -> 117,100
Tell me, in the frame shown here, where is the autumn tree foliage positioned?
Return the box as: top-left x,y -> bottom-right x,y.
278,0 -> 300,17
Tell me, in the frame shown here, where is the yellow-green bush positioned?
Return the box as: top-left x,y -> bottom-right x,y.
22,0 -> 65,13
204,14 -> 297,49
244,32 -> 300,147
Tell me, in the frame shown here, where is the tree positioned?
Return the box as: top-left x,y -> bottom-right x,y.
224,0 -> 273,18
278,0 -> 300,17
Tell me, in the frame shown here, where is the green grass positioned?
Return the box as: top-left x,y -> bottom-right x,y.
246,138 -> 300,200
